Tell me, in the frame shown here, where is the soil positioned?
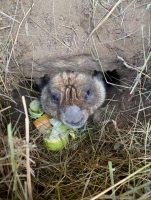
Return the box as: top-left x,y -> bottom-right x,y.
0,0 -> 150,75
0,0 -> 151,125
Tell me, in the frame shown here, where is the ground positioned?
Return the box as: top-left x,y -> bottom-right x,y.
0,0 -> 151,200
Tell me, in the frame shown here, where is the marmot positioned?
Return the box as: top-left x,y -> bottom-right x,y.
40,71 -> 106,128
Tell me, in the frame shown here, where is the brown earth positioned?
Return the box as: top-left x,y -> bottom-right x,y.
0,0 -> 151,125
0,0 -> 150,76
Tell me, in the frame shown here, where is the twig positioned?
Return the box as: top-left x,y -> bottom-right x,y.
7,123 -> 16,173
121,180 -> 151,196
22,96 -> 33,200
90,163 -> 151,200
5,4 -> 34,74
0,93 -> 17,104
97,26 -> 143,45
130,50 -> 151,94
30,17 -> 73,52
0,26 -> 10,30
81,170 -> 93,199
52,0 -> 57,36
108,161 -> 116,200
0,10 -> 20,23
0,106 -> 11,112
89,0 -> 123,37
117,54 -> 151,80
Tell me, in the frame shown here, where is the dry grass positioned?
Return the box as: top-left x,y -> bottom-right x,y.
1,112 -> 151,199
0,0 -> 151,200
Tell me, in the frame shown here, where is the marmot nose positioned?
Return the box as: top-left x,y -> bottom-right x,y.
64,105 -> 83,124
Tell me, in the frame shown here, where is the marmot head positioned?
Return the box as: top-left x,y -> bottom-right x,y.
40,71 -> 106,128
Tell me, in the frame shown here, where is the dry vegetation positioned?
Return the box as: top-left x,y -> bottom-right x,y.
0,0 -> 151,200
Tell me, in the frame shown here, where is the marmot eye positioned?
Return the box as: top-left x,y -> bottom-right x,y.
85,89 -> 92,100
86,90 -> 91,96
50,92 -> 60,103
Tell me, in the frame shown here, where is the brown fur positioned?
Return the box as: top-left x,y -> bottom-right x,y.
40,71 -> 106,128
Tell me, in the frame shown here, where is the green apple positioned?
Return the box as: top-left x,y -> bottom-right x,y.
44,133 -> 69,151
44,119 -> 75,151
29,99 -> 43,119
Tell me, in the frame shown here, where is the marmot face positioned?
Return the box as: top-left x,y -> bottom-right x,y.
40,71 -> 106,128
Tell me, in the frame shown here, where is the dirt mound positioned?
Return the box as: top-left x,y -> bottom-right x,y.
1,0 -> 150,77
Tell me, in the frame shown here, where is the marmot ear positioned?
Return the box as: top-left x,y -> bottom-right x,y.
32,74 -> 50,92
92,70 -> 104,80
92,70 -> 120,85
